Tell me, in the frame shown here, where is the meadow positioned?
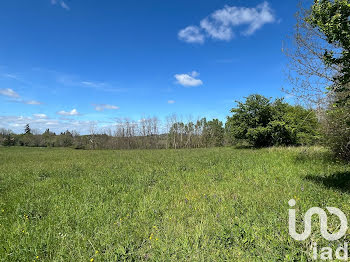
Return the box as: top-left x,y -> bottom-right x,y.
1,146 -> 350,261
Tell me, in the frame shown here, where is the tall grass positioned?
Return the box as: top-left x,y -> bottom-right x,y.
1,147 -> 350,261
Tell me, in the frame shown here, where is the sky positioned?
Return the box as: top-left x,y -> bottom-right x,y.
0,0 -> 307,134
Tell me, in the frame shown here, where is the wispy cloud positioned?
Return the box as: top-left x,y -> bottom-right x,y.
167,100 -> 176,104
55,74 -> 127,93
0,88 -> 42,105
178,1 -> 275,44
57,109 -> 80,116
178,26 -> 205,44
25,100 -> 42,105
81,81 -> 106,88
0,88 -> 20,98
2,73 -> 18,79
51,0 -> 70,10
93,104 -> 120,111
60,1 -> 70,10
9,99 -> 43,105
33,114 -> 47,119
174,71 -> 203,87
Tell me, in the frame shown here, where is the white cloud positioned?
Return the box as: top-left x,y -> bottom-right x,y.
0,88 -> 42,104
168,100 -> 176,104
51,0 -> 70,10
81,81 -> 105,88
8,99 -> 43,105
0,88 -> 20,98
2,73 -> 18,79
93,104 -> 120,111
25,100 -> 42,105
57,109 -> 80,116
0,115 -> 101,134
33,114 -> 47,119
200,18 -> 233,41
178,26 -> 204,43
178,1 -> 275,43
60,1 -> 70,10
174,71 -> 203,87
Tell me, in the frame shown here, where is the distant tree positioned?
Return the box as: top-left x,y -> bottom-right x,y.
24,124 -> 31,135
42,128 -> 56,147
58,130 -> 74,147
226,94 -> 320,147
204,119 -> 224,147
0,128 -> 16,146
226,94 -> 274,147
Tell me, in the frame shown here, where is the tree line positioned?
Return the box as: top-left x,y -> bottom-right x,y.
3,0 -> 350,161
0,94 -> 320,150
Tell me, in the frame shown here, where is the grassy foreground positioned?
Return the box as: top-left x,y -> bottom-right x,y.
1,147 -> 350,261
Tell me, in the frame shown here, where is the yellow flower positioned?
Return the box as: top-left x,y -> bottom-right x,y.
95,250 -> 99,254
90,259 -> 94,262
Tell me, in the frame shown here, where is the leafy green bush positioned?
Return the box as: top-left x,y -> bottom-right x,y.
323,100 -> 350,161
226,94 -> 320,147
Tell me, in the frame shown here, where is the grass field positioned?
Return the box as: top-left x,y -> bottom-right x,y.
1,147 -> 350,261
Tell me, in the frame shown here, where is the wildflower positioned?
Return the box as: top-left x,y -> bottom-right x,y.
90,258 -> 94,262
95,250 -> 99,254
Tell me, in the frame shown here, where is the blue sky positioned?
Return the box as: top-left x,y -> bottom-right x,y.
0,0 -> 305,133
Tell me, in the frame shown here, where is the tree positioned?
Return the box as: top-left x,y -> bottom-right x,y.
284,0 -> 350,160
307,0 -> 350,160
308,0 -> 350,90
226,94 -> 319,147
0,128 -> 15,146
59,130 -> 74,147
204,119 -> 224,147
42,128 -> 56,147
283,2 -> 338,107
24,124 -> 31,135
226,94 -> 275,147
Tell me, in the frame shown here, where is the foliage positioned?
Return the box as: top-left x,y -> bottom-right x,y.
322,90 -> 350,160
168,118 -> 225,149
204,119 -> 225,147
24,124 -> 31,135
226,94 -> 320,147
308,0 -> 350,88
304,0 -> 350,160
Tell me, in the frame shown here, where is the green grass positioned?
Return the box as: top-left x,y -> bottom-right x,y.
1,146 -> 350,261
